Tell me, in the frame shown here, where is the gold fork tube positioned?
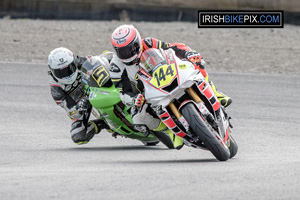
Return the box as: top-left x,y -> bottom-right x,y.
187,87 -> 202,103
169,102 -> 181,119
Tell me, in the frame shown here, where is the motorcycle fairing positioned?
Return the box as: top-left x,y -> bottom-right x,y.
197,79 -> 220,112
157,109 -> 187,137
139,56 -> 202,108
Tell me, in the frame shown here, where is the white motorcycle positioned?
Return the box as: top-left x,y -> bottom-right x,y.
137,48 -> 238,161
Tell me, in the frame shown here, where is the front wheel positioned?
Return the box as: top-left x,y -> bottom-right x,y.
181,103 -> 230,161
228,135 -> 238,158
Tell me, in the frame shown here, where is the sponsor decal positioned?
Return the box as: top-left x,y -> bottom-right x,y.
179,116 -> 189,129
57,60 -> 68,66
89,91 -> 97,100
65,85 -> 72,91
117,38 -> 127,44
96,89 -> 109,95
110,63 -> 121,72
179,64 -> 187,69
168,51 -> 174,63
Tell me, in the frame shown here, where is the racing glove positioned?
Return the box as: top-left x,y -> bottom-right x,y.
133,94 -> 145,108
76,98 -> 90,114
185,51 -> 201,65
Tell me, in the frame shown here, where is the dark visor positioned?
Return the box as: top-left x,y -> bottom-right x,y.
52,63 -> 76,79
114,41 -> 140,60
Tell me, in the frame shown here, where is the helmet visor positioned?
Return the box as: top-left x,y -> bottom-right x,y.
114,40 -> 140,60
52,62 -> 77,79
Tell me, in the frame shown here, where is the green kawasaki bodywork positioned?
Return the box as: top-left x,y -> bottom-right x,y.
86,85 -> 158,142
81,58 -> 158,143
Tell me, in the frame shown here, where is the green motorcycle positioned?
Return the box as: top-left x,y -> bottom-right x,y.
80,56 -> 174,148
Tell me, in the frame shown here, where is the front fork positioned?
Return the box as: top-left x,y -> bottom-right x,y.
168,87 -> 202,118
168,87 -> 213,132
169,101 -> 189,131
166,87 -> 230,147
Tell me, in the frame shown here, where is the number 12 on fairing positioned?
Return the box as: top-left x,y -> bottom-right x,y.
150,63 -> 177,88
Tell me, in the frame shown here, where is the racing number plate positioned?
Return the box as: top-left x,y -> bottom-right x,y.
92,65 -> 109,87
150,63 -> 177,88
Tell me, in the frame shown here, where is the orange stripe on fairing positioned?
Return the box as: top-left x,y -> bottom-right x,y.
199,80 -> 220,112
223,129 -> 229,143
203,85 -> 214,100
158,112 -> 170,119
198,81 -> 205,90
174,130 -> 186,137
158,111 -> 186,137
212,101 -> 221,111
163,118 -> 176,128
139,68 -> 152,78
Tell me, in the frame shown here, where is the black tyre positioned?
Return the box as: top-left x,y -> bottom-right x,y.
228,135 -> 238,158
181,103 -> 230,161
144,141 -> 160,146
151,131 -> 175,149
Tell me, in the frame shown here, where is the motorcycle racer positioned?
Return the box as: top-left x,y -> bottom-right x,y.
110,24 -> 232,108
109,25 -> 232,149
48,47 -> 112,145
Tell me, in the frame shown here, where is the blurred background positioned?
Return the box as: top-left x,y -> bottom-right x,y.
0,0 -> 299,23
0,0 -> 299,75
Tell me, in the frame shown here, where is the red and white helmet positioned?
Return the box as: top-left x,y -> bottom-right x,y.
111,25 -> 142,65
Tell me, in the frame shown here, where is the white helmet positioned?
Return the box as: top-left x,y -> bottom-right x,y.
48,47 -> 78,84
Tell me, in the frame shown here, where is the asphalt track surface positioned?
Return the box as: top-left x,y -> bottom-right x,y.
1,62 -> 300,200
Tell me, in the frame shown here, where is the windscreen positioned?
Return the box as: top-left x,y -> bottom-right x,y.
81,57 -> 110,88
140,48 -> 168,75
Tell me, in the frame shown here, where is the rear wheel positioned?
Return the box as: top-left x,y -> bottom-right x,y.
151,131 -> 174,149
181,103 -> 230,161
